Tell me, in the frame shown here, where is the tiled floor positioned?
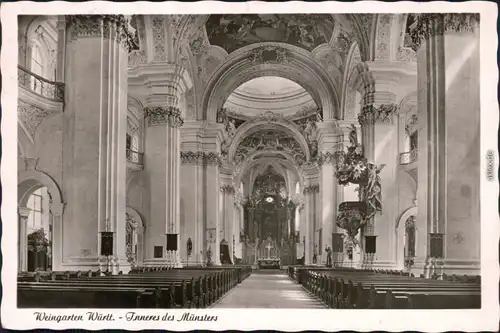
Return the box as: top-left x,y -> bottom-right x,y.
212,269 -> 326,308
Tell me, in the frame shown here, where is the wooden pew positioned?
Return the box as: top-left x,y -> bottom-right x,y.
18,266 -> 252,309
300,269 -> 480,309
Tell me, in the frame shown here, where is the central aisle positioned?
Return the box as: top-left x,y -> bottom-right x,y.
212,269 -> 326,308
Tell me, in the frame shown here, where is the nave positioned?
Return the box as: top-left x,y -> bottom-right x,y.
212,270 -> 325,308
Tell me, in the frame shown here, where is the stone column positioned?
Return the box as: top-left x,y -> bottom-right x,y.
63,15 -> 129,271
358,102 -> 400,268
18,207 -> 30,272
412,14 -> 480,275
50,202 -> 65,271
180,150 -> 204,266
317,121 -> 340,264
135,64 -> 190,268
204,152 -> 222,266
55,16 -> 66,82
303,165 -> 319,265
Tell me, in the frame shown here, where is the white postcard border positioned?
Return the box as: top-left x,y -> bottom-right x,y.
1,1 -> 499,331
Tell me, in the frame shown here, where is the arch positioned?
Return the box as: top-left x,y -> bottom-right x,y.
235,155 -> 304,191
341,41 -> 363,119
126,206 -> 145,267
396,206 -> 417,230
202,43 -> 340,122
227,118 -> 311,163
18,169 -> 63,212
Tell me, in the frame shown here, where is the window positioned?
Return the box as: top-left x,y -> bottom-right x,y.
126,134 -> 132,150
31,44 -> 44,76
30,43 -> 44,94
24,187 -> 52,271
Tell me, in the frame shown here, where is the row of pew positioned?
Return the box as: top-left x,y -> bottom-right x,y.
18,266 -> 252,308
288,266 -> 481,309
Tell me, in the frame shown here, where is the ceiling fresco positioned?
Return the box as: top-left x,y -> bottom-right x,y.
206,14 -> 335,53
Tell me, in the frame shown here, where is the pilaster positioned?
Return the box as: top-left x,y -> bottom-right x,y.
18,207 -> 31,272
411,13 -> 480,275
62,15 -> 129,271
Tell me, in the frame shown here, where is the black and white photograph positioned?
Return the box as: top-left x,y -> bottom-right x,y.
1,1 -> 498,331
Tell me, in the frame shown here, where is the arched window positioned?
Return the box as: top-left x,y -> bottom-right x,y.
24,187 -> 52,271
30,43 -> 44,94
31,43 -> 44,77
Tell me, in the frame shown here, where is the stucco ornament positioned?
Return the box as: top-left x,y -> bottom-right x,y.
358,103 -> 400,125
144,106 -> 184,127
17,103 -> 53,138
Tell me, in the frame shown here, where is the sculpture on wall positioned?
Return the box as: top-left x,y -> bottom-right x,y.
335,125 -> 385,241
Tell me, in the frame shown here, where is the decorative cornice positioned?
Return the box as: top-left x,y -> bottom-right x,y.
220,184 -> 235,194
180,151 -> 222,167
409,13 -> 479,51
144,106 -> 184,127
358,103 -> 400,126
66,15 -> 135,50
303,184 -> 320,194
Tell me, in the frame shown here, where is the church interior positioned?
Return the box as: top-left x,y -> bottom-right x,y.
17,13 -> 481,309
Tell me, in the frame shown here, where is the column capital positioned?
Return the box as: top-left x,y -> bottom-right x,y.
358,103 -> 400,126
66,15 -> 135,50
144,106 -> 184,127
303,184 -> 320,195
180,151 -> 204,166
220,184 -> 236,194
409,13 -> 479,51
18,206 -> 31,219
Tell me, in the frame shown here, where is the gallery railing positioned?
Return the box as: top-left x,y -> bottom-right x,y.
126,148 -> 144,165
399,148 -> 418,165
18,66 -> 64,102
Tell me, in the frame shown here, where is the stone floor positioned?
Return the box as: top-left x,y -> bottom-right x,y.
212,269 -> 326,308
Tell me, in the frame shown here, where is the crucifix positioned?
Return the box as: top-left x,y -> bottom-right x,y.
265,242 -> 273,258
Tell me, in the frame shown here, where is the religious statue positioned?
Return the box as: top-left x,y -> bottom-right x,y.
325,246 -> 333,267
312,246 -> 318,264
216,108 -> 227,124
348,124 -> 358,147
206,246 -> 213,267
364,162 -> 385,220
303,119 -> 315,142
225,119 -> 236,138
315,108 -> 323,123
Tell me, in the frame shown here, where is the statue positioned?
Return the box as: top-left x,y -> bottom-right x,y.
364,162 -> 385,220
206,246 -> 213,267
312,246 -> 318,264
325,246 -> 333,267
216,108 -> 227,124
303,119 -> 315,142
348,124 -> 358,147
315,108 -> 323,123
226,119 -> 236,138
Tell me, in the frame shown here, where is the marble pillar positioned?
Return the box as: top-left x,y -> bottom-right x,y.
63,15 -> 128,271
359,102 -> 399,268
205,153 -> 222,266
18,207 -> 30,272
413,14 -> 480,275
180,150 -> 204,266
317,121 -> 341,264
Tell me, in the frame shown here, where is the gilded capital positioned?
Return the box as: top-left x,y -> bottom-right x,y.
66,15 -> 136,51
358,103 -> 400,126
408,13 -> 479,51
144,106 -> 184,127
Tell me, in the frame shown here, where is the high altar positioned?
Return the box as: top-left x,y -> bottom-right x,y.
241,169 -> 297,267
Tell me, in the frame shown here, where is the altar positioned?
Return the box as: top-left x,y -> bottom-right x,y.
256,237 -> 281,269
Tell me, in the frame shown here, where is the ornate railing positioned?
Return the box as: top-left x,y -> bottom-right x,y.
399,149 -> 418,165
126,148 -> 144,165
17,66 -> 64,102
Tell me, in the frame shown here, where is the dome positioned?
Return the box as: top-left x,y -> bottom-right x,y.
224,76 -> 317,117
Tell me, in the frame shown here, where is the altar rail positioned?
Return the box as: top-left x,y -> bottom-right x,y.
18,66 -> 64,102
